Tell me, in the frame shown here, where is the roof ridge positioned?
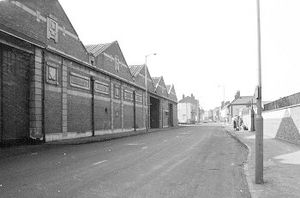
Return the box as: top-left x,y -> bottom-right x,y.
85,42 -> 113,57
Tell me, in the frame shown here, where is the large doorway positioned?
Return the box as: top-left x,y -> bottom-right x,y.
0,44 -> 31,144
168,103 -> 173,127
150,96 -> 160,128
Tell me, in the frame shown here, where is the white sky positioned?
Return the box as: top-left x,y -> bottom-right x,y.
60,0 -> 300,110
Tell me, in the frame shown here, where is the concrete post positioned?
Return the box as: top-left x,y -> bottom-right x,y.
255,0 -> 264,184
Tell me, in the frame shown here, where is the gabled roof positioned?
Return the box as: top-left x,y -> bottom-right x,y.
179,96 -> 198,105
85,43 -> 112,57
230,96 -> 256,105
152,77 -> 161,89
129,64 -> 145,77
166,85 -> 172,94
0,0 -> 89,62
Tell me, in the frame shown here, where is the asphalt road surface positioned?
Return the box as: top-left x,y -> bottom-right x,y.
0,124 -> 250,198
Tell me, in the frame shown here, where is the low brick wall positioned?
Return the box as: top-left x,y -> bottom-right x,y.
263,105 -> 300,145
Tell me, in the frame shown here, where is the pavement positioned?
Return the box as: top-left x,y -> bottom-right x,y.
0,124 -> 250,198
224,125 -> 300,198
0,127 -> 173,159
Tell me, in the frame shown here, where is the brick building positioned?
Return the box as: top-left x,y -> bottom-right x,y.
0,0 -> 178,144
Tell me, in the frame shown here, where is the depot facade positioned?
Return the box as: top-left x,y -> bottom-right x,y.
0,0 -> 177,144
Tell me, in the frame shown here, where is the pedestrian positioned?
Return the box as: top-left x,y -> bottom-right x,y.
233,117 -> 237,130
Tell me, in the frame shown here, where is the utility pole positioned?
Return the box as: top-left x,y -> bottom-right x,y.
255,0 -> 264,184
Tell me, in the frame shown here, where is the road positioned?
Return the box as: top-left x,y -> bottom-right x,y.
0,124 -> 250,198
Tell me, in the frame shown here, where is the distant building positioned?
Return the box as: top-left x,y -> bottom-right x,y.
199,108 -> 205,121
228,91 -> 256,122
177,94 -> 200,124
220,101 -> 230,122
212,107 -> 220,122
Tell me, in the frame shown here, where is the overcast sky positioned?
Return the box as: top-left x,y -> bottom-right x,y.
60,0 -> 300,110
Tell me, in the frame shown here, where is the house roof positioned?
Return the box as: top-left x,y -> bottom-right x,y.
231,96 -> 256,105
85,43 -> 112,57
179,96 -> 198,105
129,64 -> 144,77
166,85 -> 172,94
152,77 -> 161,88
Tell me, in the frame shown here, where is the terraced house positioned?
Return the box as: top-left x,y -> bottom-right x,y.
0,0 -> 178,144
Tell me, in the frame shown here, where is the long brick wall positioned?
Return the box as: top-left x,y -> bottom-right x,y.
0,0 -> 178,144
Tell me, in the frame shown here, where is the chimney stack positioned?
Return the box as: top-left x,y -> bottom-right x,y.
182,94 -> 185,99
235,90 -> 240,100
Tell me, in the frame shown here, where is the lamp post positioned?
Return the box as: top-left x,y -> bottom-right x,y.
145,53 -> 156,131
255,0 -> 264,184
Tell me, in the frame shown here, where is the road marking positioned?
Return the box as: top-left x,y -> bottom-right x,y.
126,143 -> 144,146
179,132 -> 191,135
142,146 -> 148,150
163,140 -> 168,142
93,160 -> 107,166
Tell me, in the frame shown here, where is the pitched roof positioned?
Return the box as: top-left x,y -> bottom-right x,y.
0,0 -> 89,62
85,43 -> 112,57
231,96 -> 256,105
152,77 -> 161,88
179,96 -> 198,105
166,85 -> 172,94
129,64 -> 145,77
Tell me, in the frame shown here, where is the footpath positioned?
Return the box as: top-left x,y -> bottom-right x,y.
0,127 -> 181,159
225,125 -> 300,198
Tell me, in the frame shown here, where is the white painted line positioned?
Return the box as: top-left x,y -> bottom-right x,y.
163,140 -> 168,142
93,160 -> 107,166
142,146 -> 148,150
126,143 -> 144,146
179,132 -> 191,135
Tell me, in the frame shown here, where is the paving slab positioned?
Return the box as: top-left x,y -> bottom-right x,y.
225,126 -> 300,198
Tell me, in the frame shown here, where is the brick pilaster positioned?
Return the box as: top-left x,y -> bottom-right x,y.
147,94 -> 150,129
110,81 -> 114,131
120,84 -> 124,131
29,47 -> 43,139
62,60 -> 68,136
159,99 -> 163,128
142,92 -> 145,128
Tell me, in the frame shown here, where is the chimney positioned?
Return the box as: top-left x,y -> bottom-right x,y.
182,94 -> 185,99
191,93 -> 194,99
235,90 -> 240,100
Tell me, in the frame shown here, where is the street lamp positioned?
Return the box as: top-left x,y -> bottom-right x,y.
255,0 -> 264,184
145,53 -> 157,131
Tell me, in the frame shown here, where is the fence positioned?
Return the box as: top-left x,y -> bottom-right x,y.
264,92 -> 300,111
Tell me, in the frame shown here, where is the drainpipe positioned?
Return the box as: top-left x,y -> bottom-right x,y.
161,100 -> 163,128
133,90 -> 136,131
91,76 -> 95,136
0,46 -> 3,144
42,50 -> 46,142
